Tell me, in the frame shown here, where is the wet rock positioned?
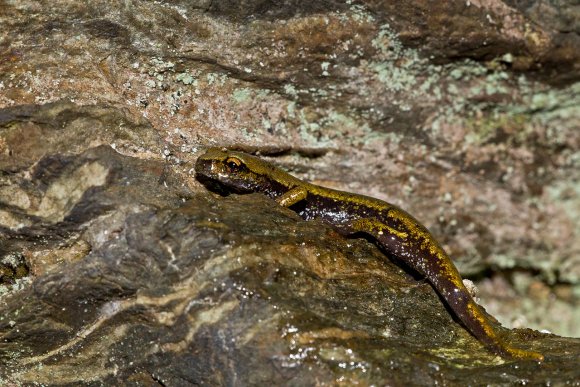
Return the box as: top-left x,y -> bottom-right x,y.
1,0 -> 579,384
0,110 -> 576,384
0,147 -> 580,385
0,101 -> 161,171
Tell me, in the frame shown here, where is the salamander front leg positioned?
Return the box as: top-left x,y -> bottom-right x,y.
276,186 -> 308,207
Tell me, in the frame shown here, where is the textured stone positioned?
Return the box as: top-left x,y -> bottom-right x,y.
1,0 -> 579,384
0,102 -> 576,385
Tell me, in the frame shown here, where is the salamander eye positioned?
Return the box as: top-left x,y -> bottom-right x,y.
225,157 -> 243,171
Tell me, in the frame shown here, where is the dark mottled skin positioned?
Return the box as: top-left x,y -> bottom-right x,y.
195,147 -> 544,361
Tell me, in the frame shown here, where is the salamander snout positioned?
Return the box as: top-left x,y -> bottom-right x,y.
195,148 -> 259,194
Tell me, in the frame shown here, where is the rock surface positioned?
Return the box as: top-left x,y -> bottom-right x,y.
0,135 -> 577,385
1,0 -> 579,384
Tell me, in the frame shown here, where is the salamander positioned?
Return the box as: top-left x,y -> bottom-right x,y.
194,147 -> 544,361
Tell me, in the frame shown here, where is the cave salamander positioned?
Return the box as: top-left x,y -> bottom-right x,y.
195,147 -> 543,361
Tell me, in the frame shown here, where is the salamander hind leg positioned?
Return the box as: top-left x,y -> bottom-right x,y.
346,218 -> 410,240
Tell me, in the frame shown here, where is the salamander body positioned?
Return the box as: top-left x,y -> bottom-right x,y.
195,147 -> 543,361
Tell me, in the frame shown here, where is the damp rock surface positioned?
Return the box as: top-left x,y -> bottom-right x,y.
1,0 -> 579,384
0,106 -> 576,386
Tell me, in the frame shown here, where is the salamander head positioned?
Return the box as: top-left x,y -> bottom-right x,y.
195,147 -> 283,194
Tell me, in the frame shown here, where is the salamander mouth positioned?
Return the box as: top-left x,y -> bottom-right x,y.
195,173 -> 230,196
195,173 -> 253,196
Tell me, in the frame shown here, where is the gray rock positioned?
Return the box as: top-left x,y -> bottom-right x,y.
0,105 -> 578,385
1,0 -> 579,383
